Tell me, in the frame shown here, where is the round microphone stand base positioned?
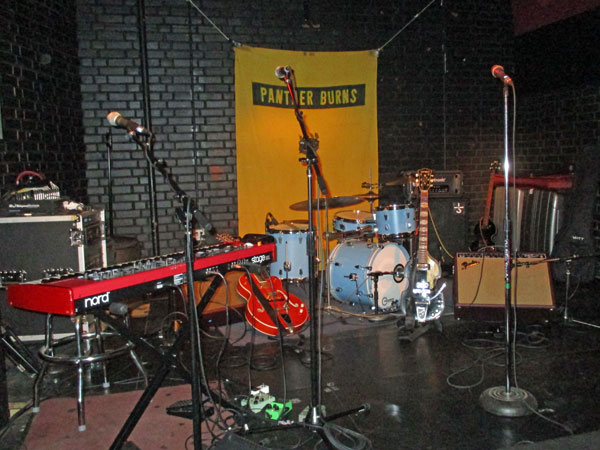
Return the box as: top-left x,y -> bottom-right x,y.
479,386 -> 537,417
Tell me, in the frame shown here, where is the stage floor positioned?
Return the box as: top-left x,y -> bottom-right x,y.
3,275 -> 600,449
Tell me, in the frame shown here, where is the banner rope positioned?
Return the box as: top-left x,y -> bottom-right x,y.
376,0 -> 439,54
186,0 -> 241,47
186,0 -> 439,54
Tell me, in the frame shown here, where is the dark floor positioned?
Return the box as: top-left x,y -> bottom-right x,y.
2,274 -> 600,450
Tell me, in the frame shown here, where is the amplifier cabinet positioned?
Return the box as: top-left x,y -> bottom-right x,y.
406,170 -> 463,198
428,198 -> 468,266
454,252 -> 555,321
492,187 -> 564,255
0,210 -> 107,340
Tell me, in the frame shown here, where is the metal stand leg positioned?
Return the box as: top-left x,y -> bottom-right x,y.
75,316 -> 87,431
32,362 -> 47,414
563,259 -> 600,329
94,317 -> 111,389
33,314 -> 53,414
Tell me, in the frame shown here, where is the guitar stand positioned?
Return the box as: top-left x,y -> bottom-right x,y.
398,321 -> 435,343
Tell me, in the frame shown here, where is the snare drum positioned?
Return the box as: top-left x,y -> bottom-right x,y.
267,223 -> 309,279
328,239 -> 410,311
333,210 -> 376,233
375,204 -> 416,238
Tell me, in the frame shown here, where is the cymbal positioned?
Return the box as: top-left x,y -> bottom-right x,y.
384,174 -> 415,187
355,191 -> 379,201
289,196 -> 363,211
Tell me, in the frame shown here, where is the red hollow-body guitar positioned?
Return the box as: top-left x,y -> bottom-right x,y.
236,274 -> 309,336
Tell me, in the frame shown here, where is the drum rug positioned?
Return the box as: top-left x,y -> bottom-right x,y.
24,384 -> 231,450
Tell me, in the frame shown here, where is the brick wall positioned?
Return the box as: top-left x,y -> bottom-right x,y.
3,0 -> 597,259
76,0 -> 518,255
0,0 -> 86,201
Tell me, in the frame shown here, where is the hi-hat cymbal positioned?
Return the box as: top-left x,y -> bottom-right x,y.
289,196 -> 363,211
355,191 -> 380,201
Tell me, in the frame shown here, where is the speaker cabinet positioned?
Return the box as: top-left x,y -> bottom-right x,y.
428,198 -> 469,266
454,252 -> 555,321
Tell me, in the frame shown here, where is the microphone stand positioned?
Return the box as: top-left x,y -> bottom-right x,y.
283,70 -> 368,443
479,79 -> 537,417
130,131 -> 214,449
105,129 -> 114,237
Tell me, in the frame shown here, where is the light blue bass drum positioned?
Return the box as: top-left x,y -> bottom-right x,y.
328,239 -> 411,311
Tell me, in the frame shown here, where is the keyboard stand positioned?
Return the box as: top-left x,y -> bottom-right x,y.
96,273 -> 235,450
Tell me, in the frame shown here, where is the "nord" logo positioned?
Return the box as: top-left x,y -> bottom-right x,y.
84,291 -> 111,309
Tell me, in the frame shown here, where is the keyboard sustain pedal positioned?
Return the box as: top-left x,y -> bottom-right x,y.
166,398 -> 214,420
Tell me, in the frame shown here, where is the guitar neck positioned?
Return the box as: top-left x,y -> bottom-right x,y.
417,190 -> 429,268
482,173 -> 495,227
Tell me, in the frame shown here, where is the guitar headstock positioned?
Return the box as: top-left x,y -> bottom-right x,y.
490,161 -> 502,173
416,168 -> 434,192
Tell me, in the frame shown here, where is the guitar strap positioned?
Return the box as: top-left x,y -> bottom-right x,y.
246,274 -> 286,335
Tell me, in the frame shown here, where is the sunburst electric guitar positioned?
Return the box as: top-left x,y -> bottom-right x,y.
411,169 -> 446,322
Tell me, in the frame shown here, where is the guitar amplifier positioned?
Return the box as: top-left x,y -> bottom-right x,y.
0,210 -> 107,340
454,252 -> 555,321
408,169 -> 463,198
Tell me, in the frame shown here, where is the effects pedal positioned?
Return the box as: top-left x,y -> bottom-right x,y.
241,393 -> 276,413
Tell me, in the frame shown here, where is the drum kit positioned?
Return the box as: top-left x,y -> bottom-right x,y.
266,176 -> 422,316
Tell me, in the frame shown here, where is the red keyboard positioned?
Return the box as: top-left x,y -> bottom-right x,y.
7,236 -> 276,316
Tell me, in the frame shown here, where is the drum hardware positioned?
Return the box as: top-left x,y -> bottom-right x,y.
289,195 -> 363,211
538,254 -> 600,329
324,227 -> 374,241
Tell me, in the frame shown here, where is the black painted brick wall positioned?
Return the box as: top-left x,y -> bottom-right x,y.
4,1 -> 597,259
0,0 -> 87,202
75,0 -> 518,255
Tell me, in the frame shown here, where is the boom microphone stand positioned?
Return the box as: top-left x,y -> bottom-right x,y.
107,120 -> 214,449
479,66 -> 537,416
276,66 -> 368,444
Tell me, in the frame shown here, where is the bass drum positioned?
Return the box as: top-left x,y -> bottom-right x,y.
267,223 -> 309,280
329,239 -> 410,311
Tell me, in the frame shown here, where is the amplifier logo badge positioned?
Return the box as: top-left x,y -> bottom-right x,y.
84,291 -> 111,309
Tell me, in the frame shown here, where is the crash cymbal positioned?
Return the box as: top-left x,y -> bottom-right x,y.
289,196 -> 363,211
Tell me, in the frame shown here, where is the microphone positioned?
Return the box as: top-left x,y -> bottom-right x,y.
275,66 -> 292,80
106,112 -> 152,136
491,65 -> 513,86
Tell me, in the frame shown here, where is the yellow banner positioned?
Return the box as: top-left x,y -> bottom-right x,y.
235,45 -> 378,235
